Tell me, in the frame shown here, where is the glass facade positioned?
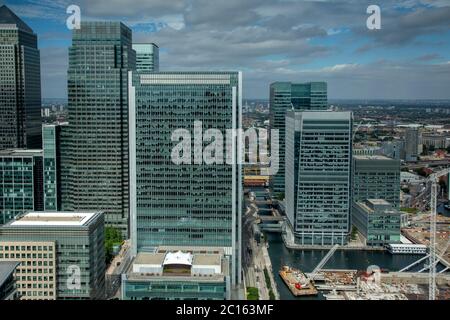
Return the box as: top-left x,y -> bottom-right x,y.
352,200 -> 401,247
0,5 -> 42,149
129,71 -> 242,285
0,150 -> 43,225
269,82 -> 327,194
133,43 -> 159,72
62,22 -> 136,236
285,111 -> 352,245
353,155 -> 400,209
42,125 -> 63,211
122,279 -> 227,300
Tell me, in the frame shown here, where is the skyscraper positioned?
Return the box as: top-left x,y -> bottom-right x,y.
62,22 -> 136,236
353,155 -> 401,209
285,110 -> 352,245
405,127 -> 420,162
269,82 -> 327,194
129,71 -> 242,287
0,5 -> 42,149
133,43 -> 159,72
42,124 -> 65,211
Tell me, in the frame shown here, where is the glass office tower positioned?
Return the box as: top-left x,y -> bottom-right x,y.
0,5 -> 42,149
353,155 -> 401,209
285,110 -> 352,245
269,82 -> 327,194
0,150 -> 43,225
133,43 -> 159,72
42,124 -> 64,211
129,71 -> 242,286
62,22 -> 136,236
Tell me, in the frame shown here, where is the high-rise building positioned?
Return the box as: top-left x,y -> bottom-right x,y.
353,155 -> 400,209
128,71 -> 242,287
269,82 -> 327,194
42,124 -> 65,211
62,22 -> 136,236
0,5 -> 42,149
0,261 -> 19,300
285,110 -> 352,245
352,199 -> 401,247
405,127 -> 420,162
0,211 -> 105,300
0,149 -> 43,225
133,43 -> 159,72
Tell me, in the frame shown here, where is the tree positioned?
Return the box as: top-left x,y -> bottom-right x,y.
105,227 -> 123,264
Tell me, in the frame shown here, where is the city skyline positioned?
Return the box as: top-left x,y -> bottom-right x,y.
1,0 -> 450,100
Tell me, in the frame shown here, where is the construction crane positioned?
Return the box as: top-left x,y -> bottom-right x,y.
427,167 -> 450,300
307,244 -> 339,283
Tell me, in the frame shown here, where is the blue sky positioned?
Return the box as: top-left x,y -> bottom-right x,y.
2,0 -> 450,99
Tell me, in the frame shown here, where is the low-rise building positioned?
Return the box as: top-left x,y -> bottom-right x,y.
122,246 -> 230,300
352,199 -> 401,247
0,211 -> 105,300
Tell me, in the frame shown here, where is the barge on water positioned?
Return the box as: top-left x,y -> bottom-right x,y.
279,266 -> 318,296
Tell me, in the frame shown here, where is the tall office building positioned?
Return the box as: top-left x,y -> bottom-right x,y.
42,124 -> 65,211
133,43 -> 159,72
405,127 -> 420,162
0,5 -> 41,149
353,155 -> 400,209
269,82 -> 327,194
0,149 -> 43,225
285,110 -> 352,245
62,22 -> 136,236
129,71 -> 242,287
0,211 -> 105,300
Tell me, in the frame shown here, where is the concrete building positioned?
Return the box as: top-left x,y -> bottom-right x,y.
352,199 -> 401,247
269,81 -> 327,194
0,261 -> 19,300
405,128 -> 420,161
285,110 -> 352,245
121,246 -> 229,300
381,140 -> 405,160
0,211 -> 106,300
0,149 -> 44,225
62,22 -> 136,236
353,155 -> 401,209
133,43 -> 159,72
128,71 -> 242,288
0,5 -> 42,149
421,134 -> 450,150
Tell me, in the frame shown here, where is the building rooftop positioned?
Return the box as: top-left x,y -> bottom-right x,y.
0,5 -> 33,33
354,155 -> 394,161
7,211 -> 102,227
0,149 -> 43,157
0,261 -> 20,287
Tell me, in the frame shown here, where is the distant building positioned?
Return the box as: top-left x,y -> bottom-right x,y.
0,211 -> 105,300
352,199 -> 401,247
0,150 -> 44,225
405,128 -> 420,161
353,155 -> 401,209
285,110 -> 352,245
381,140 -> 405,160
42,124 -> 65,211
122,246 -> 230,300
269,81 -> 327,194
0,5 -> 42,149
133,43 -> 159,72
0,261 -> 19,300
353,146 -> 383,156
421,134 -> 450,150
